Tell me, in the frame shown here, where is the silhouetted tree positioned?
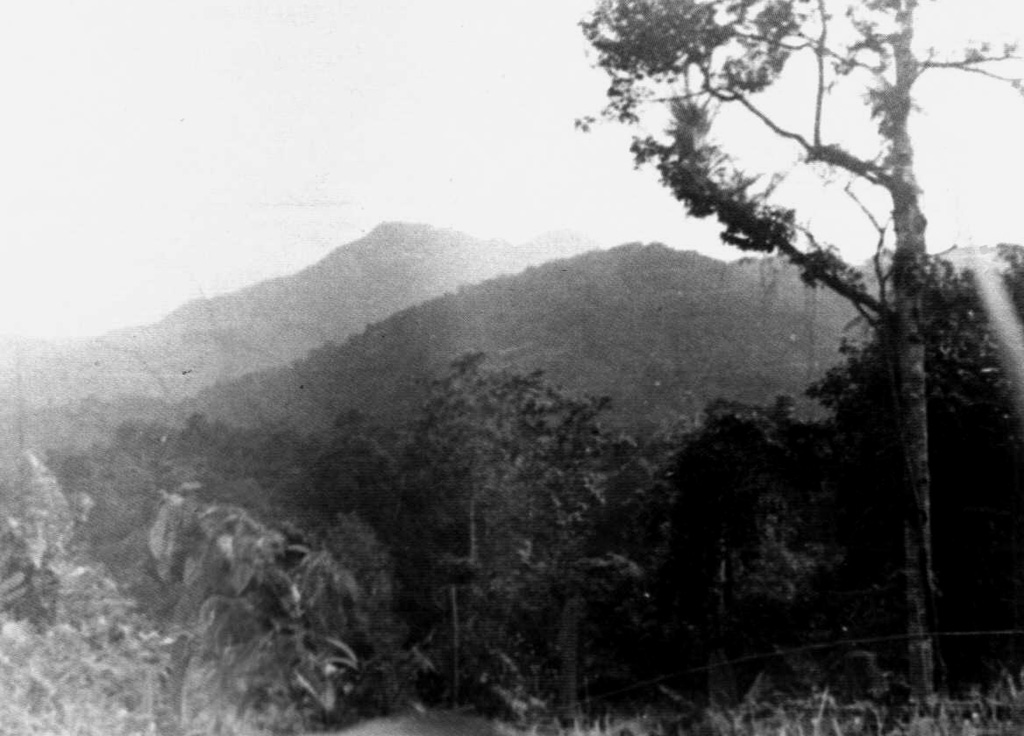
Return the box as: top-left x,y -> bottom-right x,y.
582,0 -> 1022,697
812,254 -> 1024,685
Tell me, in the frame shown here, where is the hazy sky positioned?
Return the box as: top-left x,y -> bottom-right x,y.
2,0 -> 1024,338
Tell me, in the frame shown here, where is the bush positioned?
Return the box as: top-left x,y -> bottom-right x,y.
0,560 -> 166,736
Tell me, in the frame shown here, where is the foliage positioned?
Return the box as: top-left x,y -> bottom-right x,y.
581,0 -> 1020,312
0,559 -> 168,735
50,414 -> 319,561
395,354 -> 638,710
44,284 -> 1024,715
301,410 -> 405,539
808,256 -> 1024,686
584,0 -> 865,311
143,491 -> 410,732
641,397 -> 839,691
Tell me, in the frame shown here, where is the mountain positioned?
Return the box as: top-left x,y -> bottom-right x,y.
935,243 -> 1023,272
193,243 -> 862,431
1,223 -> 602,409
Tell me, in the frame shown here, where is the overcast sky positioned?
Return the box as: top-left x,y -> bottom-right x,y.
2,0 -> 1023,338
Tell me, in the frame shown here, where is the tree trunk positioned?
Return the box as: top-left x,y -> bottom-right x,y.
889,0 -> 936,701
1012,435 -> 1024,666
450,584 -> 461,707
557,595 -> 584,715
468,494 -> 478,565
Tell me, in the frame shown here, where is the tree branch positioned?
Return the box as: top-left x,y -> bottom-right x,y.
813,0 -> 828,146
777,229 -> 884,321
923,45 -> 1021,69
715,89 -> 813,151
736,22 -> 885,77
733,29 -> 811,52
922,62 -> 1022,86
806,144 -> 892,189
710,78 -> 892,190
921,42 -> 1022,83
649,88 -> 718,105
792,29 -> 888,75
843,182 -> 886,234
843,182 -> 893,306
730,30 -> 813,55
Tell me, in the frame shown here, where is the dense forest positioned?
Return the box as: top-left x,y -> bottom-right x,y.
21,250 -> 1024,732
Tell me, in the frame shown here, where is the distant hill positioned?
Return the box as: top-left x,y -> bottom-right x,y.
1,223 -> 602,409
193,243 -> 862,431
935,243 -> 1022,272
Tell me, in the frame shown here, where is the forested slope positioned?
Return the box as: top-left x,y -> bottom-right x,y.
195,242 -> 859,430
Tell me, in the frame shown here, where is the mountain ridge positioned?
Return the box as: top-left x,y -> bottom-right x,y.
191,241 -> 861,431
1,222 -> 603,410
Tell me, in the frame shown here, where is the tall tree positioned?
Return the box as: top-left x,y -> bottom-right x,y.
810,253 -> 1024,686
402,354 -> 634,710
582,0 -> 1021,698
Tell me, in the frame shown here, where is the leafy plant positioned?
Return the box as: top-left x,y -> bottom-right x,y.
145,492 -> 403,732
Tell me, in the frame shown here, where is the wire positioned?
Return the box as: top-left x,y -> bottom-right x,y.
581,628 -> 1024,705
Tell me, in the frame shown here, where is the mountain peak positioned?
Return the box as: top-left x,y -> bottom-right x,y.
9,222 -> 620,410
364,221 -> 450,240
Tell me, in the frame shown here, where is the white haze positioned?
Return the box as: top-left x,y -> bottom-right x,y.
972,254 -> 1024,428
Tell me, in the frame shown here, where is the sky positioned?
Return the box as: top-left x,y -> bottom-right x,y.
1,0 -> 1023,338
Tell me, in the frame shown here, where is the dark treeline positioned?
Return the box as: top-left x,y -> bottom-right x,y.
48,252 -> 1024,720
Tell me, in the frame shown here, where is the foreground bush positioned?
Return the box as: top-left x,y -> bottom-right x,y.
0,561 -> 166,736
